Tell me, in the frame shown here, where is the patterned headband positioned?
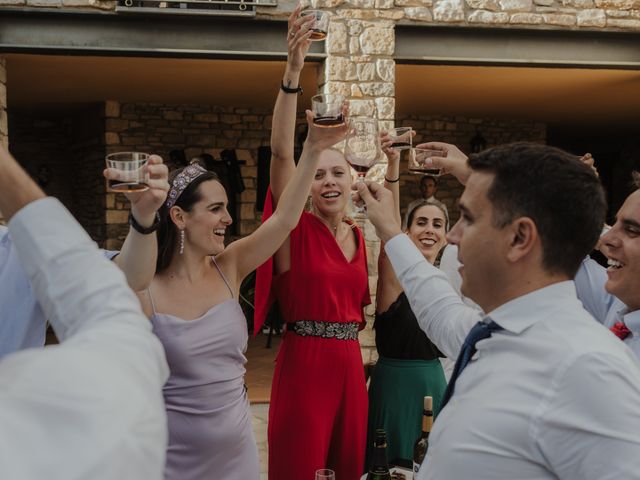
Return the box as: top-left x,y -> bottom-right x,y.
166,164 -> 208,209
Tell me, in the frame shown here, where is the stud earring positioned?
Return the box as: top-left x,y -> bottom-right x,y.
179,229 -> 185,255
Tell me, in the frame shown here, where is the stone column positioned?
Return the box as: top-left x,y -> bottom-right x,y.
319,1 -> 397,364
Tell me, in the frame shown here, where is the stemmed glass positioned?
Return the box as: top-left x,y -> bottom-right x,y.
315,469 -> 335,480
344,117 -> 381,214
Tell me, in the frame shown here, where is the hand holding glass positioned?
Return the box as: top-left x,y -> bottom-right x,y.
301,10 -> 329,41
389,127 -> 413,151
105,152 -> 150,192
410,147 -> 445,176
312,94 -> 346,128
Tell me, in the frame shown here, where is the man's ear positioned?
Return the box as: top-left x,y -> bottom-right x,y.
505,217 -> 538,263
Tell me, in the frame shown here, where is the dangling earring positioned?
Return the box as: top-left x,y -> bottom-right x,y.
179,229 -> 185,255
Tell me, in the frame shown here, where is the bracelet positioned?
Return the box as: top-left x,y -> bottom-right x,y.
384,176 -> 400,183
280,81 -> 303,95
129,211 -> 160,235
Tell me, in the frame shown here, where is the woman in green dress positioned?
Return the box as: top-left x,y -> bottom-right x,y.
365,135 -> 449,470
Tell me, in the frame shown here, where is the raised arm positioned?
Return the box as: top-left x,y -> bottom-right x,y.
270,6 -> 314,206
376,132 -> 404,313
357,180 -> 481,358
105,155 -> 169,291
226,110 -> 349,284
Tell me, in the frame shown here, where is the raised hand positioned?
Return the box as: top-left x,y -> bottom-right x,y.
304,102 -> 349,151
287,5 -> 314,73
415,141 -> 470,185
353,180 -> 402,242
380,131 -> 400,164
104,155 -> 169,226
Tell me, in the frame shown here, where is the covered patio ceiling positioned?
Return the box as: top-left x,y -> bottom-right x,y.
6,53 -> 640,125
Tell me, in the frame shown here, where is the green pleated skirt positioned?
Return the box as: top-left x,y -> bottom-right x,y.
365,356 -> 446,470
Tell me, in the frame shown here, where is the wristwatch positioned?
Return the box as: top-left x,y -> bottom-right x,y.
129,211 -> 160,235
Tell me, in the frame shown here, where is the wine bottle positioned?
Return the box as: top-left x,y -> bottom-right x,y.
413,396 -> 433,474
367,428 -> 391,480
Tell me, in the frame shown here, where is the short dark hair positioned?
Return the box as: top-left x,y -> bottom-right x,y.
632,171 -> 640,190
468,143 -> 606,277
420,175 -> 437,187
156,167 -> 220,273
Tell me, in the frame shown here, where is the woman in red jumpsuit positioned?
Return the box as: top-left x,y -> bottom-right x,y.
254,8 -> 371,480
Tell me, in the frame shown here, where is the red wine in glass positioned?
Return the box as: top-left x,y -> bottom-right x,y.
314,114 -> 344,128
310,28 -> 327,40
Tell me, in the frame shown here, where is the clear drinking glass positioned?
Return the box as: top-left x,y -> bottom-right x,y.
345,117 -> 380,214
389,127 -> 413,151
312,94 -> 346,128
301,10 -> 329,41
315,469 -> 336,480
409,147 -> 444,176
105,151 -> 150,192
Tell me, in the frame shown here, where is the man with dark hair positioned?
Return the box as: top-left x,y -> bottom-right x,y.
357,142 -> 640,479
576,170 -> 640,359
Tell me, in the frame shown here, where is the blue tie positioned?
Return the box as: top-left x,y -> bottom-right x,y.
440,319 -> 503,409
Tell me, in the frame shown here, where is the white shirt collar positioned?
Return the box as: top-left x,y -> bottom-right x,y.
487,281 -> 578,335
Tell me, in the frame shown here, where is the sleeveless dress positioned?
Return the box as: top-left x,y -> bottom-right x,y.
148,257 -> 259,480
256,203 -> 371,480
366,292 -> 446,470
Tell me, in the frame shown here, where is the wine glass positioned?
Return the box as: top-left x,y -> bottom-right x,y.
315,469 -> 335,480
344,117 -> 381,214
301,10 -> 330,41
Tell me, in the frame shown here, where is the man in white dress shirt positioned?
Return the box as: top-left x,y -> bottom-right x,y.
574,172 -> 640,359
357,142 -> 640,479
0,145 -> 169,479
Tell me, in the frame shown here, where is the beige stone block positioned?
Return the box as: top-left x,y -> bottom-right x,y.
0,60 -> 6,85
327,21 -> 348,54
27,0 -> 61,6
0,83 -> 5,109
106,209 -> 129,224
607,16 -> 640,24
433,0 -> 466,20
0,110 -> 7,136
360,26 -> 395,55
375,97 -> 395,119
357,61 -> 378,81
325,81 -> 352,96
345,0 -> 375,7
360,82 -> 395,97
499,0 -> 532,9
468,9 -> 510,20
0,0 -> 25,5
105,132 -> 120,145
326,56 -> 357,81
576,7 -> 606,24
405,6 -> 434,18
349,99 -> 376,116
105,118 -> 129,132
396,0 -> 432,6
240,203 -> 255,219
349,36 -> 362,54
467,0 -> 501,9
534,0 -> 554,5
606,8 -> 631,15
376,59 -> 395,83
561,0 -> 593,5
378,120 -> 395,133
105,100 -> 120,118
376,0 -> 395,7
543,12 -> 576,23
347,19 -> 365,35
510,11 -> 545,21
595,0 -> 633,7
241,189 -> 258,202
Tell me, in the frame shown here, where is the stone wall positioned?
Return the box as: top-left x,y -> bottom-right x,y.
8,105 -> 108,242
104,101 -> 273,249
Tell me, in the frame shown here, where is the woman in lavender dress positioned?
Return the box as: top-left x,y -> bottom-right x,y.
137,108 -> 348,479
